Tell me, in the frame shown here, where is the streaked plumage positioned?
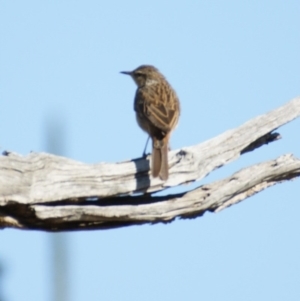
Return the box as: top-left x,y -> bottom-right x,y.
121,65 -> 180,180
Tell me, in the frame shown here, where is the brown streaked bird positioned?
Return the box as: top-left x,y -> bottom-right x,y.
121,65 -> 180,180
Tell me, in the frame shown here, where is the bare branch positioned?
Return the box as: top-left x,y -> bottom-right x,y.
1,154 -> 299,231
0,97 -> 299,231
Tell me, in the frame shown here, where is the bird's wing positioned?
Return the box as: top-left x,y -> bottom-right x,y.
135,89 -> 179,133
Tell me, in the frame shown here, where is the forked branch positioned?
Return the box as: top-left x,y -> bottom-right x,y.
0,97 -> 300,231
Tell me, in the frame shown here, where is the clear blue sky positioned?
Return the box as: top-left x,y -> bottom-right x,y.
0,1 -> 300,301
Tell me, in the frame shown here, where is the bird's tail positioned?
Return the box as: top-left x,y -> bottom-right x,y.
152,136 -> 169,180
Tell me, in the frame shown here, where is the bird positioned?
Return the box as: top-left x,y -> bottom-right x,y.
121,65 -> 180,180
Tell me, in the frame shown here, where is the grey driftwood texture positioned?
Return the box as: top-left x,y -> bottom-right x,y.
0,97 -> 300,231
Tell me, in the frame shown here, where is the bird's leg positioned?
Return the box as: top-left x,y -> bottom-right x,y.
142,136 -> 150,157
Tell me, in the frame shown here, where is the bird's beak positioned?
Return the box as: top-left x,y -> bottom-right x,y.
120,71 -> 132,76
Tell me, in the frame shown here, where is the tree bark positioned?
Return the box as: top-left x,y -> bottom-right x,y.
0,97 -> 299,231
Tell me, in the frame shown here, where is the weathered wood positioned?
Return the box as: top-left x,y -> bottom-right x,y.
0,97 -> 299,231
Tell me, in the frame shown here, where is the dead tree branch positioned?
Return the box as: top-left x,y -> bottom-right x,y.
0,97 -> 299,231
